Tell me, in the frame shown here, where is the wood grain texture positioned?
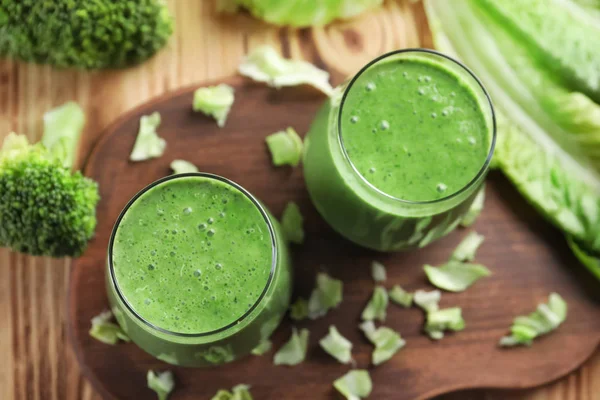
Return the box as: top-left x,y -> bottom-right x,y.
0,0 -> 598,399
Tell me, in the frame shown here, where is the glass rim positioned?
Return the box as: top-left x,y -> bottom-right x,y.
108,172 -> 278,339
337,48 -> 497,206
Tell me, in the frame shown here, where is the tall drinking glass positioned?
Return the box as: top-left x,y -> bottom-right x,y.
106,173 -> 292,367
303,49 -> 496,251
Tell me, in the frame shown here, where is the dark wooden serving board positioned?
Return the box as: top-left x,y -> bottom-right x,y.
68,76 -> 600,400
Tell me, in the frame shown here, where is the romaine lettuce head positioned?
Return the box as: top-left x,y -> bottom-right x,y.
425,0 -> 600,265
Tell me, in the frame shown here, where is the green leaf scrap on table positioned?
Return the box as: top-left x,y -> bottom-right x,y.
193,84 -> 235,128
371,261 -> 387,282
170,159 -> 198,175
361,286 -> 389,322
289,297 -> 310,321
424,262 -> 491,293
130,112 -> 166,162
0,108 -> 99,258
42,101 -> 85,168
218,0 -> 383,27
147,370 -> 175,400
266,127 -> 304,167
308,273 -> 343,319
273,328 -> 310,366
239,46 -> 333,95
211,384 -> 254,400
500,293 -> 568,347
388,285 -> 413,308
451,231 -> 485,262
281,202 -> 305,244
424,307 -> 466,340
0,0 -> 173,69
413,289 -> 441,313
89,310 -> 130,345
424,0 -> 600,280
319,325 -> 353,364
333,370 -> 373,400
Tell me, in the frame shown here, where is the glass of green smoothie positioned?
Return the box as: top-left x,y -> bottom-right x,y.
304,49 -> 496,251
106,173 -> 292,367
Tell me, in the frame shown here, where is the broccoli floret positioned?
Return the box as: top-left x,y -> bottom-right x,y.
0,106 -> 99,257
0,0 -> 173,69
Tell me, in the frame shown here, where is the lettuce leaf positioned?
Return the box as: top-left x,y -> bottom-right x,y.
193,84 -> 235,128
424,262 -> 491,292
266,127 -> 304,167
461,185 -> 485,227
289,297 -> 309,321
89,310 -> 130,345
333,370 -> 372,400
319,325 -> 353,364
413,289 -> 441,313
388,285 -> 413,308
147,370 -> 175,400
239,46 -> 333,95
361,286 -> 388,322
360,321 -> 406,365
425,0 -> 600,258
130,112 -> 166,162
170,160 -> 198,175
308,273 -> 343,319
424,307 -> 466,340
567,236 -> 600,279
222,0 -> 383,27
273,328 -> 310,366
451,231 -> 485,262
281,202 -> 304,244
251,340 -> 272,356
499,293 -> 567,347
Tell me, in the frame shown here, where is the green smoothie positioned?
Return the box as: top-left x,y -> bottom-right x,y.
303,49 -> 495,251
107,174 -> 292,367
340,56 -> 489,202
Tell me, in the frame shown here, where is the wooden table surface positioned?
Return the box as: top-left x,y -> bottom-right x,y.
0,1 -> 598,399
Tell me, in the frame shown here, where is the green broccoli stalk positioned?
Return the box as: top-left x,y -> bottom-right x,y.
0,0 -> 173,69
0,104 -> 99,257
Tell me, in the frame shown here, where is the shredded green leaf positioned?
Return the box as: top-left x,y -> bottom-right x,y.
89,310 -> 130,345
319,325 -> 353,364
413,289 -> 441,313
461,186 -> 486,227
371,261 -> 387,282
266,127 -> 304,167
361,286 -> 388,322
211,384 -> 253,400
281,202 -> 304,244
451,231 -> 485,262
500,292 -> 568,347
308,273 -> 343,319
360,321 -> 406,365
567,236 -> 600,280
193,84 -> 235,128
389,285 -> 413,308
251,339 -> 272,356
424,307 -> 466,340
289,297 -> 309,321
424,262 -> 491,292
239,46 -> 333,95
333,370 -> 373,400
170,159 -> 198,175
273,328 -> 310,366
130,112 -> 166,162
157,353 -> 179,365
42,101 -> 85,168
147,370 -> 175,400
